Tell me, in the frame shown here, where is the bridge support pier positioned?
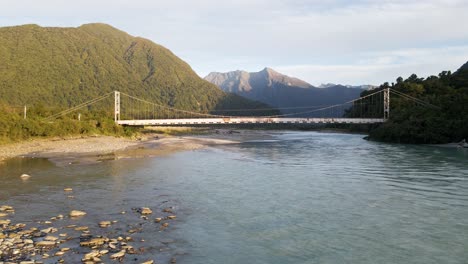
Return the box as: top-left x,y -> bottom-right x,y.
384,88 -> 390,120
114,91 -> 120,122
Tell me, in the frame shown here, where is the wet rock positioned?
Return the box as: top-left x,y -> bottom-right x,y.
110,250 -> 126,259
74,226 -> 89,231
69,210 -> 87,217
41,227 -> 58,233
99,221 -> 111,228
140,207 -> 152,215
20,174 -> 31,180
0,219 -> 11,226
44,236 -> 58,241
83,250 -> 101,261
36,241 -> 56,248
99,249 -> 109,255
163,208 -> 173,213
80,237 -> 107,247
0,205 -> 14,212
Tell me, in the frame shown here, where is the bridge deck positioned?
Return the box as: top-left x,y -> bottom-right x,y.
117,117 -> 386,126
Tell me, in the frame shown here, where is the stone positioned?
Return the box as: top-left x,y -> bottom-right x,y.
61,247 -> 70,252
99,249 -> 109,255
44,236 -> 58,241
63,188 -> 73,192
167,215 -> 177,220
0,205 -> 14,212
99,221 -> 111,228
0,213 -> 8,217
140,207 -> 152,215
20,174 -> 31,180
83,250 -> 100,261
41,227 -> 58,233
69,210 -> 86,217
162,223 -> 169,228
80,238 -> 106,247
36,241 -> 56,247
74,226 -> 89,231
155,218 -> 162,223
141,261 -> 154,264
55,251 -> 65,256
110,250 -> 126,259
0,219 -> 11,225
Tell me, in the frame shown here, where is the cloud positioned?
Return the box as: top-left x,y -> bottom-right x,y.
275,45 -> 468,85
0,0 -> 467,84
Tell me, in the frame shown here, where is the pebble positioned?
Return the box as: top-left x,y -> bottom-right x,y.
110,250 -> 126,259
140,207 -> 153,215
44,235 -> 59,241
36,241 -> 56,247
69,210 -> 87,217
167,215 -> 177,220
99,221 -> 111,228
63,187 -> 73,192
141,260 -> 154,264
20,174 -> 31,180
155,218 -> 162,223
80,237 -> 107,247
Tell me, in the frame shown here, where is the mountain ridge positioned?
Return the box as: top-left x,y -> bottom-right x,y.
0,23 -> 273,114
205,68 -> 363,115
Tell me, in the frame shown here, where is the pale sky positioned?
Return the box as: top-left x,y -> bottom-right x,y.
1,0 -> 468,86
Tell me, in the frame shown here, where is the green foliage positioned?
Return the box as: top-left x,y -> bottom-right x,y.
0,23 -> 277,142
0,104 -> 135,143
357,63 -> 468,144
0,23 -> 274,114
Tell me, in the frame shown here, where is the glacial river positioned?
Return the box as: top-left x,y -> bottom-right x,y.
1,131 -> 468,263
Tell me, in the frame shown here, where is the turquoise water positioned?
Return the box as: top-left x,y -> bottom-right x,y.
1,131 -> 468,263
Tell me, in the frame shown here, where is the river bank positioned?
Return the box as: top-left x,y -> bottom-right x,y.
0,131 -> 239,166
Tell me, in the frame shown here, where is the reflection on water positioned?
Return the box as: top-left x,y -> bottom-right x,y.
1,131 -> 468,264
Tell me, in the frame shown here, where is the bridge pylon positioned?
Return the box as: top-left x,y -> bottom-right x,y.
384,88 -> 390,120
114,91 -> 120,121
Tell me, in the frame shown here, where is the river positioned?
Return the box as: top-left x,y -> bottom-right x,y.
1,131 -> 468,263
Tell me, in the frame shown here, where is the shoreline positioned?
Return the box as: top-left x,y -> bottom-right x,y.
1,129 -> 463,166
0,132 -> 240,166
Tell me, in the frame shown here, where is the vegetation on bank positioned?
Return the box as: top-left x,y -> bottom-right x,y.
0,104 -> 136,144
358,61 -> 468,144
0,23 -> 277,143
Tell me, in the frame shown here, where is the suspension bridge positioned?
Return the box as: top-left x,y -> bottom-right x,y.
44,88 -> 435,126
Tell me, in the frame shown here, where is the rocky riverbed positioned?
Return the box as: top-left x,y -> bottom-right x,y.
0,198 -> 179,263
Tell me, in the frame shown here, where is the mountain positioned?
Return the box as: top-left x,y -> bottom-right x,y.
319,83 -> 377,90
205,68 -> 363,116
0,23 -> 272,114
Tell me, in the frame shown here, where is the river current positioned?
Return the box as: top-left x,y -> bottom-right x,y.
1,131 -> 467,263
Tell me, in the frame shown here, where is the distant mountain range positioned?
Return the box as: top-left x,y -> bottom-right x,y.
318,83 -> 377,90
204,68 -> 365,116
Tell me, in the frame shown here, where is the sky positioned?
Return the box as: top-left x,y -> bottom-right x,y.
1,0 -> 468,86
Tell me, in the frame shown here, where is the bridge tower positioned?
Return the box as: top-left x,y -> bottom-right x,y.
114,91 -> 120,121
383,88 -> 390,120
